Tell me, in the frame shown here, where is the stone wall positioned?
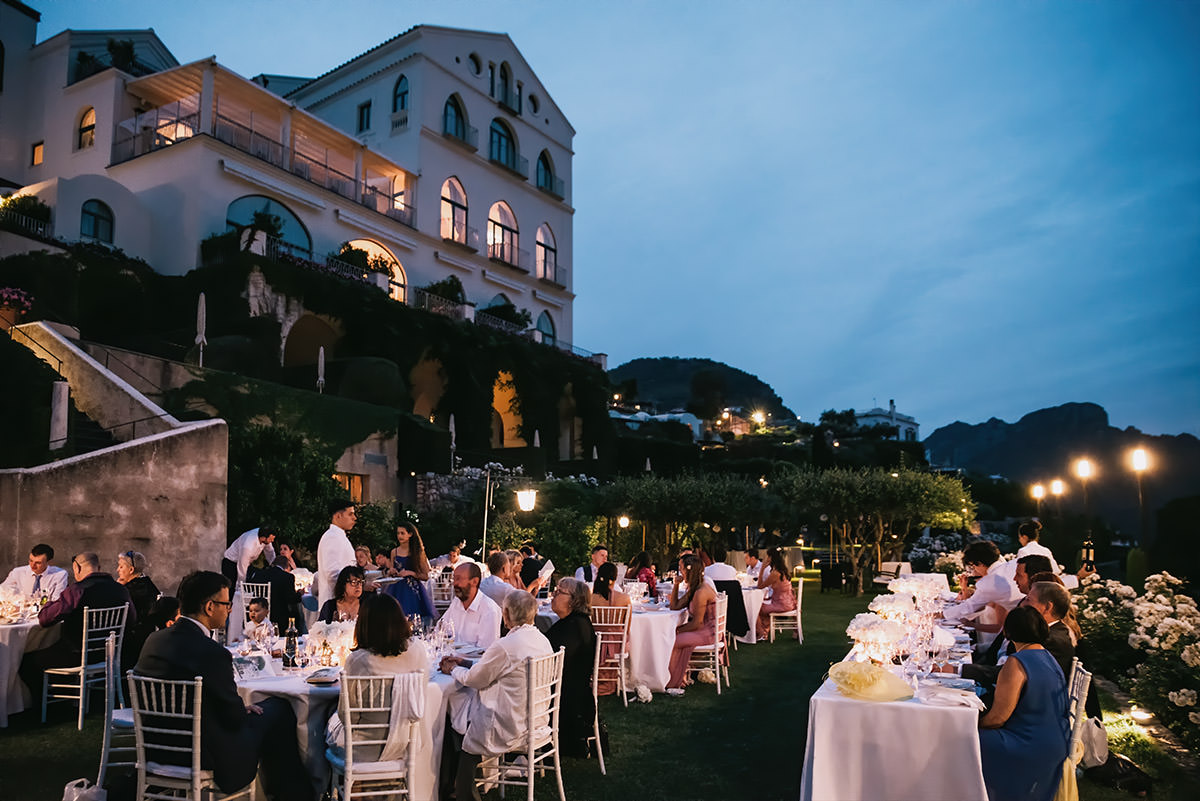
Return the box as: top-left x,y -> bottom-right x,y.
0,420 -> 228,597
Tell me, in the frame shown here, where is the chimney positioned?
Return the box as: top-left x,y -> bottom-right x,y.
889,399 -> 896,421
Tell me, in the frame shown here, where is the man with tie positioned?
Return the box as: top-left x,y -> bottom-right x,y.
2,544 -> 69,602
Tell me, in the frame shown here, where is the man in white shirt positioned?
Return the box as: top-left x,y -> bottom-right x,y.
574,544 -> 608,583
2,543 -> 69,602
479,552 -> 517,606
220,527 -> 276,585
942,540 -> 1023,624
439,592 -> 552,801
315,501 -> 357,603
744,550 -> 763,581
704,544 -> 739,582
444,562 -> 502,650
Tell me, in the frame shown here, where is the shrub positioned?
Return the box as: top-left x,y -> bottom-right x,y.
0,194 -> 52,223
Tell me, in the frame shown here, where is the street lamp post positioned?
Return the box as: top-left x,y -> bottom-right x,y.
1075,458 -> 1095,571
1050,479 -> 1065,518
1031,483 -> 1045,518
1131,447 -> 1150,546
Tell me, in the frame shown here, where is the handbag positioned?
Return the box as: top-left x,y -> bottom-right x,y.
1080,716 -> 1109,769
62,779 -> 106,801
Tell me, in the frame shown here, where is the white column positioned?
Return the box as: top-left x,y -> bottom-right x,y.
199,62 -> 215,135
354,148 -> 364,202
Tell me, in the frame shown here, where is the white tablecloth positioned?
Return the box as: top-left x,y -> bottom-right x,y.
627,607 -> 687,692
737,587 -> 765,644
236,666 -> 456,800
0,621 -> 61,727
912,572 -> 951,591
799,676 -> 987,801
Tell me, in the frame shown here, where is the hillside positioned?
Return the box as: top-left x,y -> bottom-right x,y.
925,402 -> 1200,537
608,357 -> 795,420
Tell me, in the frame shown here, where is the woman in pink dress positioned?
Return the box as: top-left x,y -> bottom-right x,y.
666,555 -> 717,692
756,549 -> 796,640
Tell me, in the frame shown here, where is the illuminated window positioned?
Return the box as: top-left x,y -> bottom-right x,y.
487,201 -> 519,265
440,177 -> 468,243
31,141 -> 43,166
332,472 -> 366,503
536,225 -> 557,282
77,107 -> 96,149
80,199 -> 114,243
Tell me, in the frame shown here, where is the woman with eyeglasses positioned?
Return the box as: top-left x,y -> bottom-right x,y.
318,565 -> 366,623
546,577 -> 597,757
117,550 -> 159,668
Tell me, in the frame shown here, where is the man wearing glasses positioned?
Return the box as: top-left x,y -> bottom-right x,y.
1,543 -> 69,602
18,552 -> 132,709
136,571 -> 312,800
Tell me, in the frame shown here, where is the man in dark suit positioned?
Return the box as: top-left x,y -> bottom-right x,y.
962,581 -> 1075,688
518,545 -> 544,589
19,551 -> 134,703
134,571 -> 312,801
249,555 -> 305,633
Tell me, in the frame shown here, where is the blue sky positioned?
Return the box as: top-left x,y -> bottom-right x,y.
36,1 -> 1200,436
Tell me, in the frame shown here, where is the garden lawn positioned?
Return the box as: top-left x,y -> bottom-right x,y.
1,573 -> 1194,800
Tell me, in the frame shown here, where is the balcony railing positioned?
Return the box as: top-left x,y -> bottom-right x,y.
487,241 -> 529,271
390,110 -> 409,133
359,185 -> 415,228
497,86 -> 522,115
443,122 -> 479,150
537,175 -> 565,199
111,112 -> 201,164
410,287 -> 469,321
213,114 -> 286,168
441,216 -> 481,250
489,151 -> 529,179
292,151 -> 356,200
264,236 -> 373,285
0,208 -> 53,240
538,262 -> 567,287
475,310 -> 528,336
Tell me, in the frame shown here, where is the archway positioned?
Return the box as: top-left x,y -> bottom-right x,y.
492,371 -> 526,449
410,357 -> 446,420
282,313 -> 340,367
558,382 -> 583,460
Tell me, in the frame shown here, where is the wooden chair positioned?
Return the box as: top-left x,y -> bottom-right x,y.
128,673 -> 254,800
97,633 -> 135,788
327,673 -> 425,800
589,604 -> 631,706
476,648 -> 566,801
43,603 -> 129,729
769,578 -> 803,643
687,592 -> 730,693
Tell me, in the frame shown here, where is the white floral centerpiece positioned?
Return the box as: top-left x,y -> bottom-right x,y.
307,620 -> 356,666
868,593 -> 914,622
846,612 -> 905,663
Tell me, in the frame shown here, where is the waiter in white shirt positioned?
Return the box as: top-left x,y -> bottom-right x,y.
220,527 -> 276,585
1,543 -> 69,602
443,562 -> 502,649
995,520 -> 1081,589
942,540 -> 1023,625
315,501 -> 358,603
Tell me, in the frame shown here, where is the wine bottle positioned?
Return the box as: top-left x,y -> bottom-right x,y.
283,617 -> 298,668
1081,535 -> 1096,572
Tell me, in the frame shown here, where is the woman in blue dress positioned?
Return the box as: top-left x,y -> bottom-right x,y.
385,520 -> 434,627
979,605 -> 1071,801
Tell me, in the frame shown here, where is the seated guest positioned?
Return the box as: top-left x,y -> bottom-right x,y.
957,581 -> 1076,692
971,554 -> 1054,638
19,552 -> 134,701
666,555 -> 718,693
1015,554 -> 1053,596
591,562 -> 631,611
116,550 -> 160,670
135,571 -> 312,800
276,542 -> 298,572
444,562 -> 502,649
2,543 -> 69,602
744,550 -> 763,581
704,544 -> 738,582
439,592 -> 553,801
757,547 -> 781,593
147,596 -> 181,630
627,550 -> 657,592
354,546 -> 374,570
755,549 -> 797,640
574,545 -> 609,584
943,540 -> 1022,625
1028,571 -> 1082,645
252,555 -> 306,633
479,552 -> 518,605
243,597 -> 274,640
518,545 -> 544,587
978,606 -> 1070,801
431,541 -> 472,572
317,565 -> 365,623
546,578 -> 597,757
221,526 -> 276,585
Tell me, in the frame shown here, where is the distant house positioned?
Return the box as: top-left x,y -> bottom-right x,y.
856,399 -> 919,442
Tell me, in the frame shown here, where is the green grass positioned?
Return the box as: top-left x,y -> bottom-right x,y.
2,576 -> 1195,800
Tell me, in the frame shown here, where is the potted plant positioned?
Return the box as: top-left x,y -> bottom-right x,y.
0,286 -> 33,331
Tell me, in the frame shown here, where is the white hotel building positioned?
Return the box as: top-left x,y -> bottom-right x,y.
0,0 -> 578,350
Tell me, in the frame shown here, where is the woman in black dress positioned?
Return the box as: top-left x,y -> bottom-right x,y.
545,577 -> 597,758
116,550 -> 159,669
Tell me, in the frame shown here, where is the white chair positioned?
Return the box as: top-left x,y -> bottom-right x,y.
128,673 -> 254,801
432,572 -> 454,617
588,642 -> 607,776
1067,658 -> 1093,732
589,604 -> 632,707
688,592 -> 730,693
239,581 -> 271,626
327,673 -> 425,801
769,578 -> 803,643
97,633 -> 135,788
476,648 -> 566,801
43,603 -> 129,729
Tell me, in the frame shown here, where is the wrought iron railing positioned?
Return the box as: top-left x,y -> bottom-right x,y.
0,208 -> 53,240
475,310 -> 528,336
410,287 -> 469,321
213,114 -> 286,168
440,216 -> 480,250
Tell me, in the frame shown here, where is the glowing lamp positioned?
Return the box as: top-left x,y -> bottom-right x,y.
515,489 -> 537,512
618,515 -> 630,528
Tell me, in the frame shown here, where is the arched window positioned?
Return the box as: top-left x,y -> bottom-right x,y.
486,293 -> 511,308
225,194 -> 312,253
487,201 -> 519,266
347,238 -> 406,303
536,152 -> 555,192
535,224 -> 557,282
78,107 -> 96,150
488,119 -> 515,169
392,75 -> 409,113
80,199 -> 114,243
498,63 -> 511,103
440,177 -> 468,243
536,311 -> 556,347
443,96 -> 466,140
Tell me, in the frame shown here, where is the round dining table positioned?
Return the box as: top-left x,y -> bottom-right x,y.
0,619 -> 61,727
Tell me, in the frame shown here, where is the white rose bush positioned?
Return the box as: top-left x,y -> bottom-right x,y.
1077,571 -> 1200,750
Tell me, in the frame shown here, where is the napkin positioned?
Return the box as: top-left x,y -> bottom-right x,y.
915,685 -> 986,710
828,661 -> 914,702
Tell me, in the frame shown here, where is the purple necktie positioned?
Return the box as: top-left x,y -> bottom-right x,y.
32,573 -> 42,596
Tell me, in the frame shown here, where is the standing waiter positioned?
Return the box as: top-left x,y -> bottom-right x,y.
221,526 -> 276,585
